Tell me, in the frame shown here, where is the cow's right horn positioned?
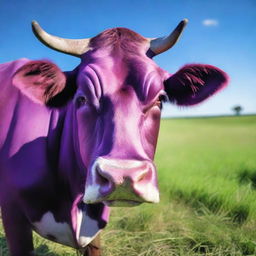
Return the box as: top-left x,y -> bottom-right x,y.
32,21 -> 91,58
149,19 -> 188,56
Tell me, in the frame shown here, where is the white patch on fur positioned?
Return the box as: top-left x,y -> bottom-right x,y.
76,208 -> 83,241
83,184 -> 101,203
78,231 -> 100,247
33,212 -> 75,247
137,182 -> 160,203
76,207 -> 102,247
135,161 -> 160,203
83,160 -> 101,203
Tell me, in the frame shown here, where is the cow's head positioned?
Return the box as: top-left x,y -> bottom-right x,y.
13,20 -> 228,207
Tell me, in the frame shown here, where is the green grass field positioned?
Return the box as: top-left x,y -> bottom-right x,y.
1,115 -> 256,255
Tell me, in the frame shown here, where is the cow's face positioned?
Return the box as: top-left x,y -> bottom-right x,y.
12,23 -> 228,207
74,51 -> 166,206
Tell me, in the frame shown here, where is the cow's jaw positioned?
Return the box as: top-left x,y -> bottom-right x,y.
83,157 -> 159,206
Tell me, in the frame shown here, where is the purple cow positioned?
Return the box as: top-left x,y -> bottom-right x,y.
0,19 -> 228,256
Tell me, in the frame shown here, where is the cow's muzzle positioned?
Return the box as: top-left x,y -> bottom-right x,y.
83,157 -> 159,206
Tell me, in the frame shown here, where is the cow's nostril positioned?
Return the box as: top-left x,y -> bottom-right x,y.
96,165 -> 110,185
95,165 -> 116,197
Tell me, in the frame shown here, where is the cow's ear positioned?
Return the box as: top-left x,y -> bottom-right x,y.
164,64 -> 228,106
12,60 -> 67,105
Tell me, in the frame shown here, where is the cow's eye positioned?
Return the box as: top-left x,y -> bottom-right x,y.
155,99 -> 162,109
156,94 -> 168,109
76,96 -> 87,108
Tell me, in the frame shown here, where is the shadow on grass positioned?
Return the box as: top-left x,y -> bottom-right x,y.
238,169 -> 256,189
0,236 -> 8,256
239,240 -> 256,255
171,189 -> 249,224
0,236 -> 60,256
186,237 -> 256,255
186,238 -> 215,254
34,244 -> 60,256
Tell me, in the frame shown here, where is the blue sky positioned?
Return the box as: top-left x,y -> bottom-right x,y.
0,0 -> 255,117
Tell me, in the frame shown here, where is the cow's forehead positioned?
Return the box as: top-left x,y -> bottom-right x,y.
88,27 -> 149,55
75,27 -> 165,101
77,54 -> 164,103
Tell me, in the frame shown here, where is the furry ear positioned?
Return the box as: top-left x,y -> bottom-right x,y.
12,60 -> 66,104
164,64 -> 229,106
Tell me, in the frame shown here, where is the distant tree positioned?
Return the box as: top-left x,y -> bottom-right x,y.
232,105 -> 243,116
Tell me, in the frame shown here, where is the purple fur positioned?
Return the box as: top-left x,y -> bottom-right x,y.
89,27 -> 147,54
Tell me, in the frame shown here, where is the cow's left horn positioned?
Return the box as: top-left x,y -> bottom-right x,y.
32,21 -> 90,57
149,19 -> 188,56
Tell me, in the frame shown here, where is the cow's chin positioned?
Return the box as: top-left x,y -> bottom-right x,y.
103,200 -> 143,207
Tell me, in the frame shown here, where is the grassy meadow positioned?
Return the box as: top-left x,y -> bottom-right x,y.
1,115 -> 256,255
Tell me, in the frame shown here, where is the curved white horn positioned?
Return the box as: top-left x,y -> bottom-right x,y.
32,21 -> 91,58
149,19 -> 188,56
